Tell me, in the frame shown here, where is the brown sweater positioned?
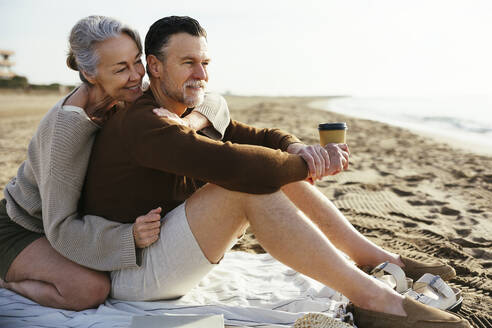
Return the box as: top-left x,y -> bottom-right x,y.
82,90 -> 308,222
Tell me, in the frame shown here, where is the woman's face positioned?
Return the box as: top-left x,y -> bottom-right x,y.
90,33 -> 145,103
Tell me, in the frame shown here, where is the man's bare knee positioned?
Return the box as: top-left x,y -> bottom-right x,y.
197,183 -> 252,215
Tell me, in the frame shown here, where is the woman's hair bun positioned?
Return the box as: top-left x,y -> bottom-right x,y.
66,51 -> 78,71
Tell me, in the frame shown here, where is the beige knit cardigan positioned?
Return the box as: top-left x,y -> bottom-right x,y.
3,91 -> 230,270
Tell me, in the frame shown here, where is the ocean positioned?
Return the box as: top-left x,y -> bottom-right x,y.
311,96 -> 492,152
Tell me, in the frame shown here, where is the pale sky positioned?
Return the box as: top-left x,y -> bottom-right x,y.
1,0 -> 492,97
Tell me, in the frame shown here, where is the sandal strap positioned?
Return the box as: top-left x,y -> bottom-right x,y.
371,262 -> 408,293
405,289 -> 435,306
415,274 -> 455,299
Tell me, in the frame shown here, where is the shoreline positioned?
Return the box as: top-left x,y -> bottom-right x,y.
308,99 -> 492,158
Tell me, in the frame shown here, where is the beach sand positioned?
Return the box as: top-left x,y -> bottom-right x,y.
0,91 -> 491,327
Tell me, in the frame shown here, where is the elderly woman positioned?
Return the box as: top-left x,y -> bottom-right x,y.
0,16 -> 229,311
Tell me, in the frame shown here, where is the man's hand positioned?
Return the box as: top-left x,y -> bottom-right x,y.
133,207 -> 162,248
287,143 -> 350,182
324,143 -> 350,175
287,143 -> 330,183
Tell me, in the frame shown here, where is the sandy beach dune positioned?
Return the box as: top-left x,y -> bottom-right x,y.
0,91 -> 490,327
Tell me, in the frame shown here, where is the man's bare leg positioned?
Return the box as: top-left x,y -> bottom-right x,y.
1,237 -> 110,310
186,184 -> 406,316
281,181 -> 403,267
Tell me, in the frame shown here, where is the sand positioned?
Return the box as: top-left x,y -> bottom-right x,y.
0,91 -> 491,327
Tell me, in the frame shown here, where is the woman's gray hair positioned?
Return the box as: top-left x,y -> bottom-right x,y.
67,15 -> 142,83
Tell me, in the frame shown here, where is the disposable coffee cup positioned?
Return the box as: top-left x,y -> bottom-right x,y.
318,122 -> 347,146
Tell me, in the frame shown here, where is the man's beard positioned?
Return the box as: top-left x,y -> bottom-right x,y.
162,77 -> 207,108
182,79 -> 206,108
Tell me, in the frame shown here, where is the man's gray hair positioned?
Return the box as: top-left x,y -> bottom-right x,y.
67,15 -> 142,83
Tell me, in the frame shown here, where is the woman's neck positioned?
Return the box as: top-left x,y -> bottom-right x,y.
66,83 -> 117,117
65,83 -> 119,125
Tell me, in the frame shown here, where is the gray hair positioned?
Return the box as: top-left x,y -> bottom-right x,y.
67,15 -> 142,83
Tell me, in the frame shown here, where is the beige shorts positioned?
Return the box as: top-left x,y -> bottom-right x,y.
110,202 -> 234,301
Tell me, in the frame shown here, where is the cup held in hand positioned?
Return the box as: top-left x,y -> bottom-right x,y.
318,122 -> 347,145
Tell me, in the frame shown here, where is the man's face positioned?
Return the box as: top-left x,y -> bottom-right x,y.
159,33 -> 209,108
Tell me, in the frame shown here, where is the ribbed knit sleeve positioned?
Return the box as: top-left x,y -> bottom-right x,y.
193,93 -> 230,140
3,95 -> 141,271
42,179 -> 138,270
39,109 -> 140,270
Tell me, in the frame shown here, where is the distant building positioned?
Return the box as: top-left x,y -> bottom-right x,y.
0,50 -> 15,79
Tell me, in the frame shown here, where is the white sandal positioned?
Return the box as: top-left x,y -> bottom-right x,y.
404,273 -> 463,312
370,261 -> 412,293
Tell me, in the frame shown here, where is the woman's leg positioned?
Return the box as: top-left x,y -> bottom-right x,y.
1,237 -> 110,311
281,181 -> 403,267
185,184 -> 405,316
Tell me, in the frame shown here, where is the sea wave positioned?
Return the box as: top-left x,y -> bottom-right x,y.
312,96 -> 492,147
417,116 -> 492,134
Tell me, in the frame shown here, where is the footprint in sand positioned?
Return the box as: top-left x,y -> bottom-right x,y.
472,236 -> 490,243
402,221 -> 418,228
403,172 -> 436,182
408,200 -> 429,206
403,175 -> 426,182
482,174 -> 492,183
333,189 -> 345,199
451,168 -> 473,179
391,187 -> 414,197
408,200 -> 448,206
441,206 -> 461,216
482,261 -> 492,269
452,238 -> 492,249
454,228 -> 472,237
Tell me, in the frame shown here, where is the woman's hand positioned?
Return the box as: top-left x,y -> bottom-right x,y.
67,84 -> 118,126
153,108 -> 211,131
133,207 -> 162,248
153,108 -> 190,127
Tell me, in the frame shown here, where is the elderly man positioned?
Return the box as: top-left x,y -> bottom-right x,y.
82,16 -> 468,328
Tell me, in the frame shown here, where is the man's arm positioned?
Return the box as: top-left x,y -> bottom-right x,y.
223,119 -> 302,151
125,110 -> 308,194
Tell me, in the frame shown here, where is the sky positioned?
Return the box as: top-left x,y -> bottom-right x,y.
1,0 -> 492,97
